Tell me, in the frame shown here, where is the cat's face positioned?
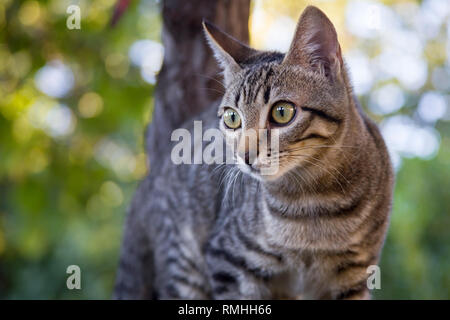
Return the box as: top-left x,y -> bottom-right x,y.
204,6 -> 349,182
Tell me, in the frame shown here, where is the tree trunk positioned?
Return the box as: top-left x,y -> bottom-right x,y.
114,0 -> 251,299
147,0 -> 250,170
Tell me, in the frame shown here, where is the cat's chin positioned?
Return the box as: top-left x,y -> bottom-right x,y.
237,164 -> 263,181
237,164 -> 288,184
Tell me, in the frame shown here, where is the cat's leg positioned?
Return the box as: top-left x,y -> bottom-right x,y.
325,262 -> 372,300
205,247 -> 269,299
204,231 -> 280,299
153,219 -> 211,299
333,281 -> 370,300
114,200 -> 153,299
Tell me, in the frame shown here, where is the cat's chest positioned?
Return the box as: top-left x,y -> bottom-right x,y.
267,254 -> 330,299
258,198 -> 356,252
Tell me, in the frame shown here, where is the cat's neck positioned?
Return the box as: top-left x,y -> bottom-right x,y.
259,163 -> 363,219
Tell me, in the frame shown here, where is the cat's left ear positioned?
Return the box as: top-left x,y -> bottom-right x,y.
283,6 -> 343,81
203,20 -> 257,86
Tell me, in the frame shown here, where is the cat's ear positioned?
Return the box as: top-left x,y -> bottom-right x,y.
283,6 -> 343,80
202,20 -> 257,85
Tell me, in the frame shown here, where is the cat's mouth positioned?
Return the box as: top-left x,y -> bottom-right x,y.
238,150 -> 315,183
235,153 -> 283,181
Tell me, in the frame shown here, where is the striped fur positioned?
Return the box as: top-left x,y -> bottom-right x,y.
114,6 -> 394,300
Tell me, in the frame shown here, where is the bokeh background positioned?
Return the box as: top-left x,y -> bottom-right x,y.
0,0 -> 449,299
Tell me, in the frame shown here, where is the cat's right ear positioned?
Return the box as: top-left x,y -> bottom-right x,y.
283,6 -> 343,81
202,20 -> 256,86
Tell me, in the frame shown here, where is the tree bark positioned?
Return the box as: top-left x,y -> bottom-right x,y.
147,0 -> 251,171
114,0 -> 251,299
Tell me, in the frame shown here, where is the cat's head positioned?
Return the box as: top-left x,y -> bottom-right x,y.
203,6 -> 352,183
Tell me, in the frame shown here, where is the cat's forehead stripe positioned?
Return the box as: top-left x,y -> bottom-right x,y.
239,64 -> 277,106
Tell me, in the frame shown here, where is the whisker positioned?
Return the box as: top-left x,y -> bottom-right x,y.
194,73 -> 225,89
287,144 -> 360,153
231,169 -> 242,202
199,87 -> 226,95
286,170 -> 306,195
284,154 -> 347,194
288,153 -> 351,188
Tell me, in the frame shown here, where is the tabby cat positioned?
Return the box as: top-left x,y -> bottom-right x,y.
114,6 -> 394,300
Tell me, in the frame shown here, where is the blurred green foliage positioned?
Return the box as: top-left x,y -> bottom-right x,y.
0,0 -> 160,298
375,142 -> 450,299
0,0 -> 449,299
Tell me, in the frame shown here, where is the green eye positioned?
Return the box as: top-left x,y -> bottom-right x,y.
271,102 -> 296,124
223,108 -> 241,129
